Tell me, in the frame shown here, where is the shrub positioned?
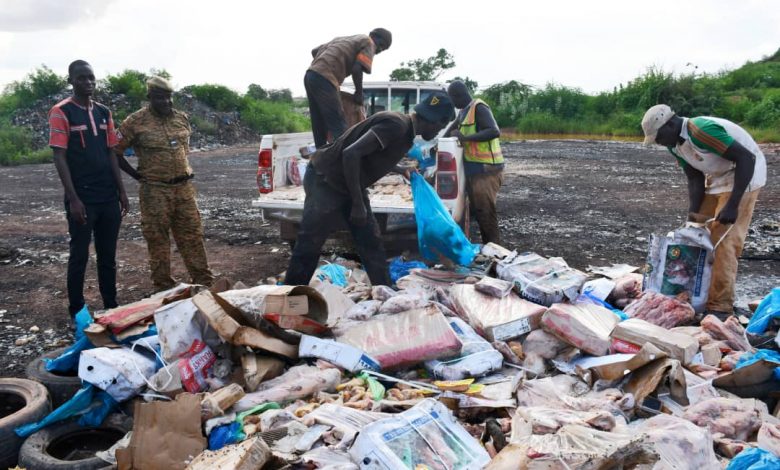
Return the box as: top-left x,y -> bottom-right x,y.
190,115 -> 218,136
104,69 -> 148,104
3,66 -> 67,109
185,84 -> 242,112
240,99 -> 309,134
0,124 -> 48,165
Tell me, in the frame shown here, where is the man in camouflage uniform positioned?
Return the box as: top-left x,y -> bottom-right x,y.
115,76 -> 214,291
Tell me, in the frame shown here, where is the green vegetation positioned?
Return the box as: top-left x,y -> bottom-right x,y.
390,48 -> 455,81
480,48 -> 780,141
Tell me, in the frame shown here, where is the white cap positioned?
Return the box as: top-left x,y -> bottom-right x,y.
641,104 -> 674,146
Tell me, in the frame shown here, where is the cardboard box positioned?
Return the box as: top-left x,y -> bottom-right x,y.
218,285 -> 326,324
299,335 -> 380,372
450,284 -> 547,342
611,318 -> 699,364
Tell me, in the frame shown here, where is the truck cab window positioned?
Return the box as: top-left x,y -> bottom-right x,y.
391,89 -> 417,114
363,89 -> 388,117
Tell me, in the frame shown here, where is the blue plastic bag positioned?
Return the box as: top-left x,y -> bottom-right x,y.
44,305 -> 94,373
576,293 -> 629,321
726,447 -> 780,470
389,257 -> 427,284
747,287 -> 780,335
411,172 -> 479,266
15,384 -> 95,438
78,390 -> 119,427
407,138 -> 436,170
735,349 -> 780,381
208,422 -> 243,450
316,263 -> 349,287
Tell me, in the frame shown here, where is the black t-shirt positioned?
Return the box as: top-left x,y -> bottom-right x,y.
48,98 -> 118,204
310,112 -> 414,193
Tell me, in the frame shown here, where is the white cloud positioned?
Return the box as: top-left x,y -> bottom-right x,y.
0,0 -> 117,32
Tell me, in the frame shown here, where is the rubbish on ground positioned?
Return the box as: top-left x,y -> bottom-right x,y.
611,318 -> 700,364
451,284 -> 547,341
587,263 -> 640,279
201,384 -> 246,421
219,284 -> 328,334
541,302 -> 620,356
350,398 -> 491,470
497,252 -> 588,306
298,334 -> 381,373
608,273 -> 644,308
481,242 -> 513,260
117,393 -> 207,470
78,343 -> 159,401
644,224 -> 714,312
94,298 -> 163,334
623,290 -> 695,328
337,305 -> 462,370
425,318 -> 504,381
389,257 -> 427,284
726,447 -> 780,470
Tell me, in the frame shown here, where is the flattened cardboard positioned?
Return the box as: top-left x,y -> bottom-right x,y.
574,343 -> 668,382
241,353 -> 286,392
117,393 -> 206,470
624,358 -> 688,406
192,291 -> 240,341
186,437 -> 271,470
712,359 -> 780,388
233,326 -> 298,359
611,318 -> 699,364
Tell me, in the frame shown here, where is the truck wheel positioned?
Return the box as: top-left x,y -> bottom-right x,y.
18,413 -> 132,470
0,378 -> 51,468
26,347 -> 83,408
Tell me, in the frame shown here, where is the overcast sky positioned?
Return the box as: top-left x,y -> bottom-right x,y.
1,0 -> 778,97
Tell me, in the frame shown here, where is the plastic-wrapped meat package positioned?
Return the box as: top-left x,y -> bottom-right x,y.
682,397 -> 763,441
496,252 -> 588,306
515,377 -> 628,417
522,329 -> 571,360
636,414 -> 719,470
450,284 -> 547,342
474,276 -> 513,298
540,303 -> 620,356
757,423 -> 780,458
350,399 -> 490,470
378,291 -> 431,314
700,314 -> 752,351
336,305 -> 462,370
425,318 -> 504,381
490,424 -> 651,470
516,407 -> 616,434
345,300 -> 382,321
234,365 -> 341,412
623,291 -> 695,328
607,273 -> 643,308
371,286 -> 397,302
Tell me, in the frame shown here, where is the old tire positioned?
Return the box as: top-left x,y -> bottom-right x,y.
18,413 -> 132,470
26,347 -> 83,408
0,378 -> 51,469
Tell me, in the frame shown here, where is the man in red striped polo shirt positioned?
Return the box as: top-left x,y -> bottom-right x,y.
49,60 -> 129,317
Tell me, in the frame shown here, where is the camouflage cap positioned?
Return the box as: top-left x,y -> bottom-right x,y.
147,76 -> 173,93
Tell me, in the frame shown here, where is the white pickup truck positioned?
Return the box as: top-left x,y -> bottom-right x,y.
251,81 -> 468,246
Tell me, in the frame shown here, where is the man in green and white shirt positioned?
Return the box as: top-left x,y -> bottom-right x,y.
641,104 -> 766,318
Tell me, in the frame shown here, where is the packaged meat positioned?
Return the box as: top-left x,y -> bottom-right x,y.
540,303 -> 620,356
610,318 -> 699,364
336,305 -> 462,370
378,292 -> 430,314
350,399 -> 490,470
474,276 -> 513,298
425,318 -> 504,381
522,329 -> 571,360
481,242 -> 513,260
450,284 -> 547,342
218,285 -> 328,333
758,422 -> 780,458
636,414 -> 719,470
371,285 -> 397,302
644,224 -> 714,312
516,406 -> 617,434
682,397 -> 763,441
496,252 -> 588,306
345,300 -> 382,321
607,273 -> 643,308
623,291 -> 695,328
701,314 -> 753,352
234,365 -> 341,412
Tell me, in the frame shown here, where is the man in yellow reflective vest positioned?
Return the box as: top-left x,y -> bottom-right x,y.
445,80 -> 504,244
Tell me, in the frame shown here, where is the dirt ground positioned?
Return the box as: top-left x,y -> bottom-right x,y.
0,140 -> 777,377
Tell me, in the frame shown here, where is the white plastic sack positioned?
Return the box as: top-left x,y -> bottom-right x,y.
79,344 -> 158,401
644,224 -> 714,312
154,298 -> 218,361
497,252 -> 588,306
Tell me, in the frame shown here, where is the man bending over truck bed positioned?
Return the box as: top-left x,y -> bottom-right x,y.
285,92 -> 455,286
306,28 -> 392,148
